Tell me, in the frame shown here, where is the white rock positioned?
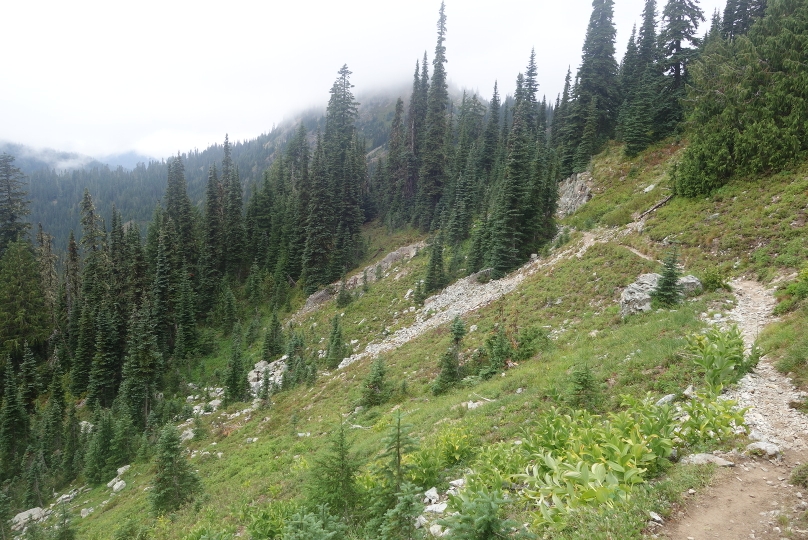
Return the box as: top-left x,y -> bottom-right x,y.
112,480 -> 126,493
425,502 -> 448,514
681,453 -> 735,467
429,524 -> 444,537
449,478 -> 465,488
649,511 -> 664,523
117,465 -> 131,476
746,441 -> 780,457
683,385 -> 696,399
424,487 -> 440,504
208,399 -> 222,409
620,274 -> 702,317
12,508 -> 44,531
80,508 -> 93,518
106,477 -> 119,488
655,394 -> 676,406
415,515 -> 428,529
180,428 -> 194,442
643,184 -> 656,193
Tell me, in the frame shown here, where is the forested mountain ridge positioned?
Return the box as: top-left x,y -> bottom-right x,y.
5,0 -> 808,537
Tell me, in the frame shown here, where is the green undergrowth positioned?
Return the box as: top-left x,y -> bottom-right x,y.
67,141 -> 803,539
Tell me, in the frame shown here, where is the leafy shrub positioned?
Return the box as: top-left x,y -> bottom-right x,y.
791,463 -> 808,488
686,325 -> 755,391
701,267 -> 730,292
436,426 -> 473,466
677,392 -> 746,446
405,446 -> 441,489
246,500 -> 299,540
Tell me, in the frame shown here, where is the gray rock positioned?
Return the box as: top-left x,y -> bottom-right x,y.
649,511 -> 664,523
655,394 -> 676,406
429,524 -> 444,537
679,275 -> 703,297
208,399 -> 222,409
180,428 -> 194,442
423,487 -> 440,504
681,453 -> 735,467
449,478 -> 465,488
425,502 -> 448,514
746,441 -> 780,457
80,508 -> 93,518
117,464 -> 131,476
620,273 -> 662,317
683,385 -> 696,399
112,480 -> 126,493
12,508 -> 44,531
557,172 -> 593,218
620,274 -> 703,317
415,515 -> 428,529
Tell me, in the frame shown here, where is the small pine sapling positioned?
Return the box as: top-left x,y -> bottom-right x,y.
652,248 -> 683,307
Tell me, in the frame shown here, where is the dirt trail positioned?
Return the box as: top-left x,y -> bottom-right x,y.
660,279 -> 808,540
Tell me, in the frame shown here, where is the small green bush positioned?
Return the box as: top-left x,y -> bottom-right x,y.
791,463 -> 808,488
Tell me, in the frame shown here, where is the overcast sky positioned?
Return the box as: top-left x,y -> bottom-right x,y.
1,0 -> 724,161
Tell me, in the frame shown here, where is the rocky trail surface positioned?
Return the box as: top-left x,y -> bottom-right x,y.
660,279 -> 808,540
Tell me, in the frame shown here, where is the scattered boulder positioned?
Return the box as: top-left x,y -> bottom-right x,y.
424,502 -> 447,514
181,428 -> 194,442
80,508 -> 94,518
620,273 -> 703,317
649,511 -> 664,524
423,487 -> 440,504
429,524 -> 445,537
112,480 -> 126,493
117,464 -> 131,476
247,357 -> 287,396
12,508 -> 45,531
681,453 -> 735,467
746,441 -> 780,458
678,275 -> 703,297
655,394 -> 676,406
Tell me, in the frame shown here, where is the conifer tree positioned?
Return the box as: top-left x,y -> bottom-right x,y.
571,0 -> 620,162
415,2 -> 450,230
224,323 -> 247,405
19,342 -> 38,412
662,0 -> 705,72
117,304 -> 163,429
0,361 -> 27,480
0,153 -> 30,257
224,162 -> 246,279
262,310 -> 284,362
0,239 -> 49,353
60,402 -> 81,483
41,360 -> 65,466
149,424 -> 201,515
424,233 -> 446,293
301,133 -> 333,295
203,163 -> 224,279
325,315 -> 347,370
84,408 -> 114,484
652,248 -> 683,306
307,421 -> 360,519
87,305 -> 120,408
360,358 -> 389,408
165,156 -> 196,266
479,82 -> 501,178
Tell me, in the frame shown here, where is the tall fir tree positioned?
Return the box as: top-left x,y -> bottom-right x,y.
415,2 -> 450,231
0,153 -> 30,257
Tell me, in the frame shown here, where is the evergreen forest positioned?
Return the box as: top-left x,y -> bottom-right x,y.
3,0 -> 808,537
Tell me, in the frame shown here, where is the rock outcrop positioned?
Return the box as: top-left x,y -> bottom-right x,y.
619,273 -> 703,317
557,172 -> 593,218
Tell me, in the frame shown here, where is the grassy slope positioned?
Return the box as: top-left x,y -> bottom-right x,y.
70,141 -> 808,539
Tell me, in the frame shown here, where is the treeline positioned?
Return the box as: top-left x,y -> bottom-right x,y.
0,0 -> 793,528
